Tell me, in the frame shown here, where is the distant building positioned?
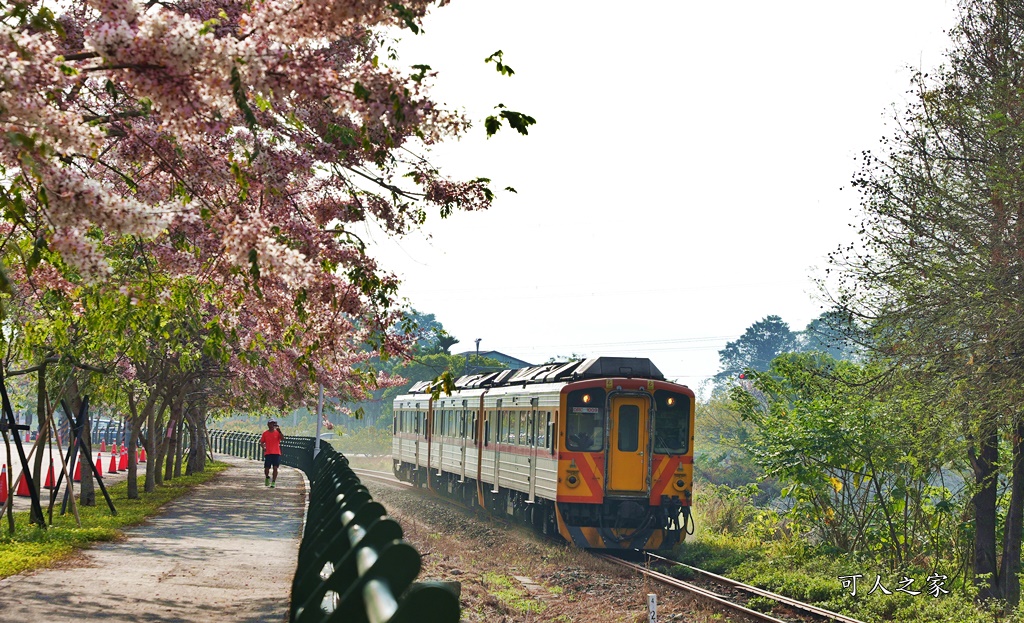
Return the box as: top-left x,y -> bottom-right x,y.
457,350 -> 533,370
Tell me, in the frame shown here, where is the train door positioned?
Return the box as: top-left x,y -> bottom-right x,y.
528,400 -> 538,503
459,404 -> 468,482
608,396 -> 649,492
491,401 -> 502,493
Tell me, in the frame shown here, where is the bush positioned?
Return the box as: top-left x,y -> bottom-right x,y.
332,426 -> 391,456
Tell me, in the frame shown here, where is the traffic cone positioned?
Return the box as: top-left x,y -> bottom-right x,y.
100,440 -> 106,452
24,431 -> 29,442
0,465 -> 7,504
139,447 -> 147,463
119,449 -> 128,471
44,459 -> 55,489
120,443 -> 126,456
108,451 -> 118,473
15,472 -> 31,497
95,453 -> 103,478
73,456 -> 82,482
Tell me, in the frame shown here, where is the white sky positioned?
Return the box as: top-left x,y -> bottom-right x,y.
363,0 -> 959,393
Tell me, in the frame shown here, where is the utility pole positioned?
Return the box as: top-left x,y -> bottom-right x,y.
314,384 -> 323,458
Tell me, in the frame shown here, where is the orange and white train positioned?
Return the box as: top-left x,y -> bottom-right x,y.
391,357 -> 695,550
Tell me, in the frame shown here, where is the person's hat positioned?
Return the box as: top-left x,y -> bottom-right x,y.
268,419 -> 278,424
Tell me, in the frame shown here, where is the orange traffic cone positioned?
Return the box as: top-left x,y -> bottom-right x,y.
108,451 -> 118,474
44,459 -> 55,489
139,447 -> 147,463
0,465 -> 7,504
15,472 -> 31,497
95,453 -> 104,478
120,443 -> 126,456
119,449 -> 128,471
24,431 -> 29,442
73,456 -> 82,482
100,440 -> 106,452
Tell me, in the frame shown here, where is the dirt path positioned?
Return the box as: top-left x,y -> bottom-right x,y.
0,455 -> 304,623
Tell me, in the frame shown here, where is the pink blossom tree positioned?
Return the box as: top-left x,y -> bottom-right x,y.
0,0 -> 532,508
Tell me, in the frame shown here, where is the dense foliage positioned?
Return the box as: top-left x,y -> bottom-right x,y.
0,0 -> 528,521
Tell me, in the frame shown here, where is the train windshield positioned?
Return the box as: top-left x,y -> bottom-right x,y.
566,388 -> 605,451
653,390 -> 690,454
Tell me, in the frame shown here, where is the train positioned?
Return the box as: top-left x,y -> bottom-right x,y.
391,357 -> 695,550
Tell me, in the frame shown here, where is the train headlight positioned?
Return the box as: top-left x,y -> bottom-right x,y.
667,397 -> 676,406
567,475 -> 579,487
582,394 -> 591,404
673,477 -> 686,491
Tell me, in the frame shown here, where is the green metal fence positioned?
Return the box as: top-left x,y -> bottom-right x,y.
208,430 -> 459,623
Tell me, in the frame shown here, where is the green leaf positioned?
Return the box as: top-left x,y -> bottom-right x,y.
484,50 -> 515,77
484,115 -> 501,137
230,66 -> 259,129
248,248 -> 261,282
410,64 -> 431,83
500,109 -> 536,135
388,3 -> 422,34
353,82 -> 370,101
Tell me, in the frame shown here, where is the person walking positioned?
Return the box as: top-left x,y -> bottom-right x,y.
260,419 -> 284,488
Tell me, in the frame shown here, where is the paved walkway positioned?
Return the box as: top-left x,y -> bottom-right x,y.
0,455 -> 305,623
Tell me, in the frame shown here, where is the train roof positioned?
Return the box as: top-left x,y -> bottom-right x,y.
403,357 -> 667,395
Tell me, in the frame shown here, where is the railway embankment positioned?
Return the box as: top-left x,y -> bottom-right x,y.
361,469 -> 729,623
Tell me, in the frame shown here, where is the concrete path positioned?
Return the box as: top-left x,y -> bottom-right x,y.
0,455 -> 305,623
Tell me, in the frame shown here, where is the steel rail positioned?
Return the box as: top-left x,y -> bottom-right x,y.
597,554 -> 794,623
642,552 -> 865,623
351,467 -> 413,488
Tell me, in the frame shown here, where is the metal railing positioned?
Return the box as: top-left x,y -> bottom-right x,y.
208,430 -> 458,623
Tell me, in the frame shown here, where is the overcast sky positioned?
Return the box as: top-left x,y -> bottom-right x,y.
363,1 -> 959,394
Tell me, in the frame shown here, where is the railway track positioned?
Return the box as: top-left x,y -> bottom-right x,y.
352,465 -> 863,623
350,466 -> 412,488
598,552 -> 865,623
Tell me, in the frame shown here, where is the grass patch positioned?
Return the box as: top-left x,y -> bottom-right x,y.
673,528 -> 1006,623
481,572 -> 546,614
0,461 -> 227,579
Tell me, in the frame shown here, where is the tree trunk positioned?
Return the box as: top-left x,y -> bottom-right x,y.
127,422 -> 139,500
145,399 -> 166,493
970,418 -> 1001,602
29,363 -> 47,525
173,414 -> 185,478
65,380 -> 94,507
1000,416 -> 1024,607
162,396 -> 179,483
126,393 -> 140,499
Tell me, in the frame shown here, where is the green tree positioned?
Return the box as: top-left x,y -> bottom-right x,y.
714,316 -> 796,387
796,310 -> 859,360
832,0 -> 1024,605
733,354 -> 959,568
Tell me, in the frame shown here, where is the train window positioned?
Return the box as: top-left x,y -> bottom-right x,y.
546,414 -> 553,452
653,391 -> 690,454
460,411 -> 467,438
484,411 -> 492,446
526,411 -> 535,446
566,389 -> 605,452
617,404 -> 640,452
509,410 -> 519,444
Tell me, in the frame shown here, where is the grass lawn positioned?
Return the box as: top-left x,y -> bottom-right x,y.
0,461 -> 227,579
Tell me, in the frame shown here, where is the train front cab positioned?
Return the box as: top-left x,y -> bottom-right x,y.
554,378 -> 694,550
